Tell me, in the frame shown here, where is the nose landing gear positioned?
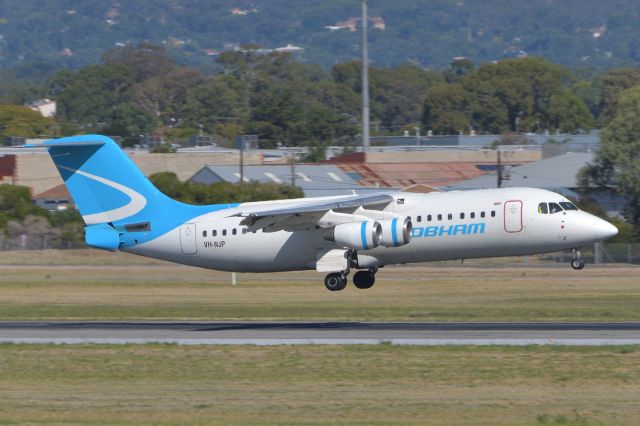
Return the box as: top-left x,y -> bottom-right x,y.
570,248 -> 585,270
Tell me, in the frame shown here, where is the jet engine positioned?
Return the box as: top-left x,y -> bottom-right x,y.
378,217 -> 412,247
324,221 -> 382,250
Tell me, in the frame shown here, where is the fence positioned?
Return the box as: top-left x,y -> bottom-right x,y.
0,235 -> 638,265
542,243 -> 640,265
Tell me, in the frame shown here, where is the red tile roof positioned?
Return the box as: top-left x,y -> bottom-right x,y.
33,184 -> 72,201
337,162 -> 495,188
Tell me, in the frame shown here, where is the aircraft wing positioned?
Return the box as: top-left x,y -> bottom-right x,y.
229,193 -> 395,231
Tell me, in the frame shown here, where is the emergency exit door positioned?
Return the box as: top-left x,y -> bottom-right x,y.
504,200 -> 523,233
180,223 -> 198,255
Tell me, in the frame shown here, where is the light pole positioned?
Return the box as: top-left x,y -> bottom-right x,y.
361,0 -> 370,153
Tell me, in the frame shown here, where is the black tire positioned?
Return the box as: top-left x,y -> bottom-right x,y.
325,273 -> 347,291
571,259 -> 585,270
353,270 -> 375,289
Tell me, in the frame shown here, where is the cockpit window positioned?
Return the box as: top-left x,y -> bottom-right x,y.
538,203 -> 548,214
560,202 -> 578,211
548,202 -> 563,214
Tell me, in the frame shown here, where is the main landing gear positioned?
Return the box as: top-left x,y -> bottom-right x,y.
324,267 -> 378,291
353,269 -> 376,289
324,272 -> 348,291
570,248 -> 585,270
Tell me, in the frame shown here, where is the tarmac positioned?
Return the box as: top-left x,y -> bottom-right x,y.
2,321 -> 640,345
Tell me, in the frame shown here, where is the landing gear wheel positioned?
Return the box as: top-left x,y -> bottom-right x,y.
353,270 -> 375,289
571,259 -> 585,270
325,272 -> 348,291
570,248 -> 585,270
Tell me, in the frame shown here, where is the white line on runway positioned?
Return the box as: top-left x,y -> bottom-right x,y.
2,338 -> 640,346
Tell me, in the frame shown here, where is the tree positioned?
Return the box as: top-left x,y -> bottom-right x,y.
0,104 -> 53,138
579,86 -> 640,225
422,83 -> 472,134
181,75 -> 249,136
422,57 -> 594,134
104,104 -> 157,138
148,172 -> 303,205
546,90 -> 594,132
597,68 -> 640,126
444,58 -> 475,83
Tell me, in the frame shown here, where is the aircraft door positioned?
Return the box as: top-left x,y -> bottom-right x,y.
180,223 -> 198,255
504,200 -> 523,233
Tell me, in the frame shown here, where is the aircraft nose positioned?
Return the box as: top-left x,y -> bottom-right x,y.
593,217 -> 618,240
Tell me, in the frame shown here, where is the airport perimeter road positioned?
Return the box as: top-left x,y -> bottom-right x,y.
2,322 -> 640,345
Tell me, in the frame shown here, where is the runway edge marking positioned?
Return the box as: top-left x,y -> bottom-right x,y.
2,338 -> 640,346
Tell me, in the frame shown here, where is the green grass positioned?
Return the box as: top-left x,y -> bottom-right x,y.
0,254 -> 638,321
0,344 -> 639,425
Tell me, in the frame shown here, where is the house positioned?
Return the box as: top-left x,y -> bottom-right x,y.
189,164 -> 376,198
446,152 -> 625,217
274,44 -> 304,54
370,17 -> 386,30
33,184 -> 73,212
27,99 -> 56,118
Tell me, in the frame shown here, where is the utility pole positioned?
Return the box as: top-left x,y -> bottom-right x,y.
361,0 -> 370,153
497,149 -> 502,188
238,135 -> 244,184
290,152 -> 296,187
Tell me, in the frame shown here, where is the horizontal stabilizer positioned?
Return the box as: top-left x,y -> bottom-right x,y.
23,135 -> 108,149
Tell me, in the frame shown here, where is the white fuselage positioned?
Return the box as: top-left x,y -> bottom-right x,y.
125,187 -> 617,272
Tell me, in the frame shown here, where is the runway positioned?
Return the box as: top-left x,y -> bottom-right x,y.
2,322 -> 640,345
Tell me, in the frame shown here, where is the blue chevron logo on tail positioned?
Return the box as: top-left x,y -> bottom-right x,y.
29,135 -> 237,250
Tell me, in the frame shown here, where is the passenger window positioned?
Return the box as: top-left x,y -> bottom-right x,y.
417,215 -> 422,222
448,213 -> 453,220
460,213 -> 465,220
232,228 -> 237,235
480,211 -> 485,218
213,230 -> 217,237
549,202 -> 563,214
202,230 -> 207,237
470,212 -> 475,219
538,203 -> 548,214
437,214 -> 442,221
491,210 -> 496,217
242,228 -> 247,234
560,202 -> 578,211
427,215 -> 432,222
222,229 -> 227,236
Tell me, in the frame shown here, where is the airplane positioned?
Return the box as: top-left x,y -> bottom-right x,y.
29,135 -> 619,291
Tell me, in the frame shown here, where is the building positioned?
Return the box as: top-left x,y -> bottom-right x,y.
371,131 -> 599,157
27,99 -> 57,117
0,154 -> 15,184
446,153 -> 624,217
33,184 -> 73,212
190,164 -> 374,198
274,44 -> 304,54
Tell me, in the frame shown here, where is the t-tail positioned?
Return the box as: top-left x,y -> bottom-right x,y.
29,135 -> 234,251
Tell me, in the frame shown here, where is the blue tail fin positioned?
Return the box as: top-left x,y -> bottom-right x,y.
33,135 -> 232,250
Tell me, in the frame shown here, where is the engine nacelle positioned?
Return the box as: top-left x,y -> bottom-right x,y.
324,221 -> 382,250
378,217 -> 412,247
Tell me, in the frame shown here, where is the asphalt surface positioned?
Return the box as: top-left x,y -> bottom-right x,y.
2,322 -> 640,345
